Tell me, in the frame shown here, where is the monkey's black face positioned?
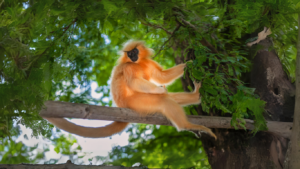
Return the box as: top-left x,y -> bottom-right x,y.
127,48 -> 139,62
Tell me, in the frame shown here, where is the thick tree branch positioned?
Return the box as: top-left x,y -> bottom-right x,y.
0,162 -> 144,169
40,101 -> 292,138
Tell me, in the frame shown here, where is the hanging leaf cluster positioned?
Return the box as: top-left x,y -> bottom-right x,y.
186,40 -> 267,132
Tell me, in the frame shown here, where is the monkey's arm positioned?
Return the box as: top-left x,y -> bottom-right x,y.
151,62 -> 186,85
124,64 -> 166,94
129,78 -> 167,94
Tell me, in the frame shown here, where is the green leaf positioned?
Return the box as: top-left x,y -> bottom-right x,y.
54,146 -> 60,154
196,55 -> 207,66
204,86 -> 218,95
102,0 -> 118,14
192,69 -> 204,79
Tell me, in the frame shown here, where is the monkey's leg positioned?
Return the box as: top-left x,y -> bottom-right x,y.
160,98 -> 216,139
126,94 -> 216,139
168,92 -> 200,106
168,81 -> 201,106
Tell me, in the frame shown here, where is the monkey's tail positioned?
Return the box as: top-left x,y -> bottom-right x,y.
44,118 -> 129,138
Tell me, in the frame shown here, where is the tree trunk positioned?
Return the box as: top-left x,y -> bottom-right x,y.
285,13 -> 300,169
176,38 -> 295,169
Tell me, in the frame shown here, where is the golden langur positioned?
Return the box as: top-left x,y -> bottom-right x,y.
44,40 -> 216,139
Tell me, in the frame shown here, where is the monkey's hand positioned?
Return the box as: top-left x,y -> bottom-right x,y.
128,78 -> 168,94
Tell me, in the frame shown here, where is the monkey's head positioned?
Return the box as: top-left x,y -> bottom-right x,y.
119,40 -> 153,63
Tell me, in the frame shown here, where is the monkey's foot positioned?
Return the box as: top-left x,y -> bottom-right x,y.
193,81 -> 201,92
187,124 -> 217,140
199,130 -> 217,140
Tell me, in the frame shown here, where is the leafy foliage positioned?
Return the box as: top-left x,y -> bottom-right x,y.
186,40 -> 267,132
109,124 -> 211,169
0,134 -> 44,164
216,0 -> 300,82
0,125 -> 84,164
46,134 -> 84,164
0,0 -> 299,167
0,0 -> 176,138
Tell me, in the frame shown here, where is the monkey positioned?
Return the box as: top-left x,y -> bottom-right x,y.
43,40 -> 217,140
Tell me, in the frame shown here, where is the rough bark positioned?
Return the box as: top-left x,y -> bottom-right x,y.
40,101 -> 292,138
0,161 -> 143,169
175,38 -> 295,169
285,13 -> 300,169
250,39 -> 295,122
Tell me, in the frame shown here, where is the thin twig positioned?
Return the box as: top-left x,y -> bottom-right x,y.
177,17 -> 219,53
141,22 -> 172,35
179,18 -> 197,30
175,17 -> 186,27
199,38 -> 219,54
34,18 -> 78,59
23,18 -> 78,75
152,24 -> 181,59
0,0 -> 4,8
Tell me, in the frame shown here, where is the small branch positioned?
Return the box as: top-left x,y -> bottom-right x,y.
24,19 -> 78,73
175,17 -> 186,27
247,27 -> 272,47
0,0 -> 4,8
152,24 -> 181,59
179,18 -> 197,30
40,101 -> 292,138
177,17 -> 219,53
199,38 -> 219,54
34,18 -> 78,59
141,22 -> 172,35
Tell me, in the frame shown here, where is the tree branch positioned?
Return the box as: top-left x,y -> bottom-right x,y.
22,18 -> 78,75
0,161 -> 144,169
38,18 -> 78,57
179,18 -> 197,30
152,24 -> 181,59
40,101 -> 292,138
247,27 -> 272,47
141,22 -> 172,35
178,17 -> 219,53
